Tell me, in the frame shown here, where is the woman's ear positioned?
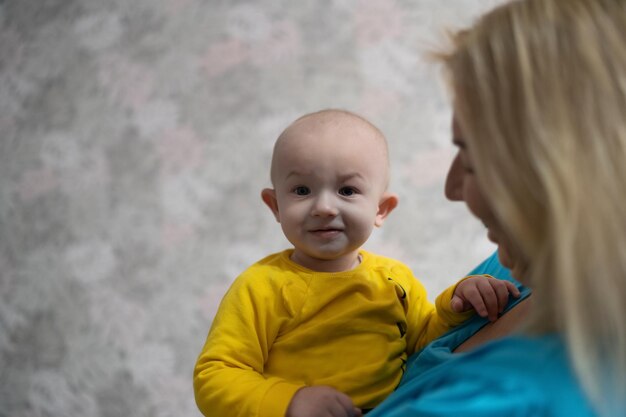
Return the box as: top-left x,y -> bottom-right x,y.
261,188 -> 280,222
374,192 -> 399,227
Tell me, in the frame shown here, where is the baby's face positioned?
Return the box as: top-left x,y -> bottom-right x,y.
269,115 -> 390,270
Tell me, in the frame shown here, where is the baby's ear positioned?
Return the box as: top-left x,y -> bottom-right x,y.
374,192 -> 399,227
261,188 -> 280,222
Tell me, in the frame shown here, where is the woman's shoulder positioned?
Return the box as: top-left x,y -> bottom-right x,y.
372,335 -> 596,416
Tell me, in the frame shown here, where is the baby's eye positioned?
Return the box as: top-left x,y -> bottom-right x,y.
293,186 -> 310,196
338,186 -> 357,196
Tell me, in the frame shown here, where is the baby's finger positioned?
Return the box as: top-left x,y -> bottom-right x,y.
475,279 -> 499,321
450,294 -> 466,313
459,284 -> 486,316
491,281 -> 513,313
505,281 -> 521,298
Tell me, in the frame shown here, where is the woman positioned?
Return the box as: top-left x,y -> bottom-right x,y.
371,0 -> 626,415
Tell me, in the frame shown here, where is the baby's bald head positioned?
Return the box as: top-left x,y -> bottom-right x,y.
270,109 -> 390,188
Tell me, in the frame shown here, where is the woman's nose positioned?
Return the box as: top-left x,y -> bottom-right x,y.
311,192 -> 339,217
445,153 -> 464,202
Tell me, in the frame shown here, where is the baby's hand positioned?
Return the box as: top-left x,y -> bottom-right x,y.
286,386 -> 362,417
451,275 -> 520,322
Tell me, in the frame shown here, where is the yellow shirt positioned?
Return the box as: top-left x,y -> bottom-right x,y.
194,250 -> 473,417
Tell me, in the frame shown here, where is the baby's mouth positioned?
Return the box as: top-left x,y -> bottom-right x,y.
310,227 -> 343,237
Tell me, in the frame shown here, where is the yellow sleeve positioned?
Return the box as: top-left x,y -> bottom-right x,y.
401,270 -> 475,354
193,271 -> 304,417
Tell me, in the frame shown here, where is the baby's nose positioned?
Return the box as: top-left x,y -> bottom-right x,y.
311,192 -> 339,217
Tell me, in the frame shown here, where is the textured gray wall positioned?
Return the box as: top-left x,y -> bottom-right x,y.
2,0 -> 503,416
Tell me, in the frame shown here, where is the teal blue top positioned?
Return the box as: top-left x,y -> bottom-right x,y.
369,251 -> 598,416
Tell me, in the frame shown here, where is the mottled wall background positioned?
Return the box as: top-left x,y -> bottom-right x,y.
2,1 -> 503,416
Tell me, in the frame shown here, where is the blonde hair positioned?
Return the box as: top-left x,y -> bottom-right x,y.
439,0 -> 626,413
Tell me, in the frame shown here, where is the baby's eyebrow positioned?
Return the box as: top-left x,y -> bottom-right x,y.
285,170 -> 312,179
338,172 -> 365,182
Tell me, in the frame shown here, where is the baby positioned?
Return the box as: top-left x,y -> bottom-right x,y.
194,109 -> 519,417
